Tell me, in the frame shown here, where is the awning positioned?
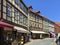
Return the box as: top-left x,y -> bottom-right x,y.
0,21 -> 13,28
14,26 -> 30,33
31,31 -> 46,34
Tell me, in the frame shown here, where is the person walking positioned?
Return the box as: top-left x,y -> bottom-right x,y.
57,36 -> 60,45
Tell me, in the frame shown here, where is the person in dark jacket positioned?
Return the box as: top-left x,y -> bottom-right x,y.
58,36 -> 60,45
57,36 -> 60,45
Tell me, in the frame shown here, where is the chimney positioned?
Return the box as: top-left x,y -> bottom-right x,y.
36,11 -> 40,14
28,6 -> 33,10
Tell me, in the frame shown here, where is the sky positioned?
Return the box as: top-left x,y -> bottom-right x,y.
23,0 -> 60,22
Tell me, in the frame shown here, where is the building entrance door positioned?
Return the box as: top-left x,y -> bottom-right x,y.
0,28 -> 4,45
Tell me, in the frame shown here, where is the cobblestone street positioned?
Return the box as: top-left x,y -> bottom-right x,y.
24,38 -> 57,45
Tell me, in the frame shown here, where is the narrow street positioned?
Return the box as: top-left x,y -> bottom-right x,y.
24,38 -> 57,45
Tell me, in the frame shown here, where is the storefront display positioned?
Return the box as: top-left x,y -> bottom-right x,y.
14,26 -> 30,45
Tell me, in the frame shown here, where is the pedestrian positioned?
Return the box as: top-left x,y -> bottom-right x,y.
55,36 -> 59,44
57,36 -> 60,45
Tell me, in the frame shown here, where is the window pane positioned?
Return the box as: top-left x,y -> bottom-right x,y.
14,9 -> 18,21
19,13 -> 23,23
14,0 -> 19,5
7,3 -> 12,17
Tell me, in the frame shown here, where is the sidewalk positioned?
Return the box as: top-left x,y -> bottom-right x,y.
52,42 -> 57,45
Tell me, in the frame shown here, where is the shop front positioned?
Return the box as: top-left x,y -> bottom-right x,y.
31,31 -> 46,39
0,21 -> 13,45
13,26 -> 30,45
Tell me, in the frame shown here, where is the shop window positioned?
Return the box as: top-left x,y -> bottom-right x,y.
6,3 -> 12,17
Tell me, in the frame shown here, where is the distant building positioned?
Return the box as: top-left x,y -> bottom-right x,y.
28,6 -> 55,39
54,22 -> 60,33
54,22 -> 60,37
55,22 -> 60,26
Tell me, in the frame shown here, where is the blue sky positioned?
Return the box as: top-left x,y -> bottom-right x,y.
23,0 -> 60,22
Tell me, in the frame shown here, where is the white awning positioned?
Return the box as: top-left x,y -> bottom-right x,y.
31,31 -> 46,34
14,26 -> 30,33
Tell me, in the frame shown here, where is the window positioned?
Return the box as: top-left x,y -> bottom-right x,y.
19,2 -> 28,14
6,3 -> 12,17
25,18 -> 28,26
29,21 -> 32,26
24,8 -> 28,14
39,24 -> 42,28
30,13 -> 33,19
14,9 -> 18,21
33,14 -> 35,20
36,16 -> 39,21
23,16 -> 26,24
39,18 -> 42,23
23,16 -> 28,26
14,0 -> 19,5
33,22 -> 35,26
19,2 -> 24,10
19,13 -> 23,23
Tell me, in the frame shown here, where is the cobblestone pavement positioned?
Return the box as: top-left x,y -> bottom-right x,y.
24,38 -> 57,45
